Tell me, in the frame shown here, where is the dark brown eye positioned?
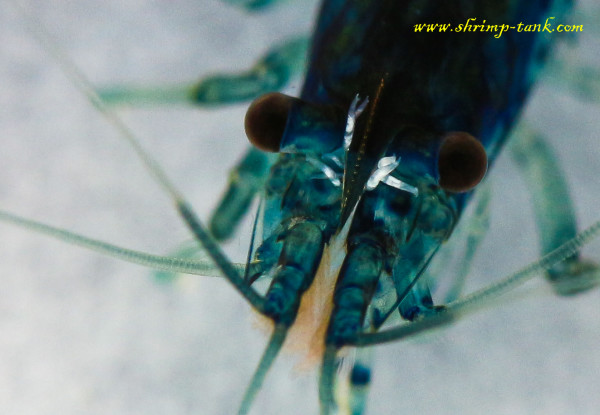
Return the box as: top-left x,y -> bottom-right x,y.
244,92 -> 296,152
438,131 -> 487,192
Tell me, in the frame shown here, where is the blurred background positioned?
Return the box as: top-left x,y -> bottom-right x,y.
0,1 -> 599,414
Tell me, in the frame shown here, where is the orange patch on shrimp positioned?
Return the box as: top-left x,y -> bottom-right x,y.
254,232 -> 348,369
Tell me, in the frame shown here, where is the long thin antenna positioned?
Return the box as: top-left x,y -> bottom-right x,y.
352,217 -> 600,347
0,209 -> 244,277
11,1 -> 265,311
238,325 -> 287,415
12,1 -> 180,200
319,346 -> 338,415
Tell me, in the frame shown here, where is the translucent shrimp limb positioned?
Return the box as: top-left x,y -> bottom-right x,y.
424,181 -> 492,303
446,183 -> 492,300
97,36 -> 309,106
543,34 -> 600,103
510,124 -> 599,295
160,146 -> 275,282
350,217 -> 600,348
335,349 -> 373,415
210,147 -> 277,241
223,0 -> 287,12
545,58 -> 600,102
569,6 -> 600,36
98,33 -> 309,261
156,147 -> 275,283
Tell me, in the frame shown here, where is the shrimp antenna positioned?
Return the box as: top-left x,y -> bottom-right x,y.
0,209 -> 244,277
10,1 -> 266,312
319,346 -> 338,415
238,325 -> 287,415
351,217 -> 600,347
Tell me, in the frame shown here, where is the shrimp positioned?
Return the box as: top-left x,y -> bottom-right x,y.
0,0 -> 599,414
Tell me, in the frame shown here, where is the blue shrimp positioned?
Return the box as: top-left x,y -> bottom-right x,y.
1,0 -> 600,414
216,1 -> 600,413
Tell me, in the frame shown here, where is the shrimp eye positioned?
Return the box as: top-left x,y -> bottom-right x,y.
438,131 -> 487,192
245,92 -> 295,152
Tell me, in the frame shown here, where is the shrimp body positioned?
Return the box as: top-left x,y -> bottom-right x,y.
238,1 -> 591,411
251,0 -> 571,345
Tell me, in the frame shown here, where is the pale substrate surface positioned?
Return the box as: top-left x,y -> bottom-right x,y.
0,1 -> 599,414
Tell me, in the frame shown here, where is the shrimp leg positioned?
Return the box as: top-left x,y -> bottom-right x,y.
545,58 -> 600,102
510,124 -> 599,295
209,147 -> 276,241
157,147 -> 276,281
335,349 -> 373,415
428,182 -> 492,303
97,36 -> 309,106
102,35 -> 309,240
222,0 -> 290,12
